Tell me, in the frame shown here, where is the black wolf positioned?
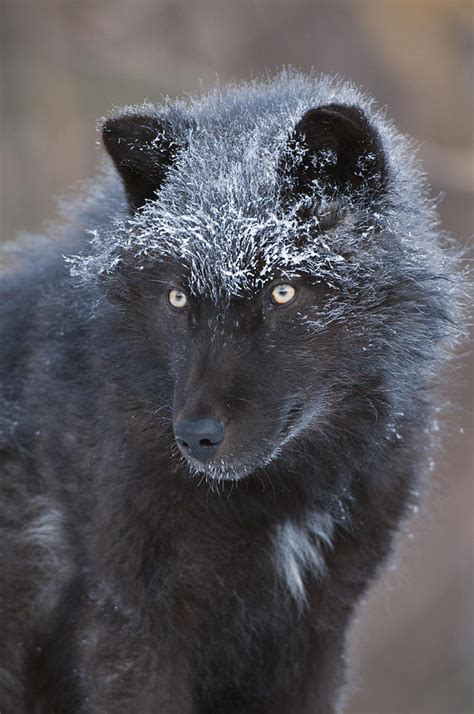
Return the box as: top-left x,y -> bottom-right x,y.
0,72 -> 461,713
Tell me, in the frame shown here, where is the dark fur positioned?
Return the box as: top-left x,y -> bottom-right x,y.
0,73 -> 460,713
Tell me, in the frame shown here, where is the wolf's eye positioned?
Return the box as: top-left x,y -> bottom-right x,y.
271,284 -> 296,305
168,288 -> 188,309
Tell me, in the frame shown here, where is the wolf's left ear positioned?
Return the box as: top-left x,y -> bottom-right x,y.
279,104 -> 388,205
102,114 -> 181,210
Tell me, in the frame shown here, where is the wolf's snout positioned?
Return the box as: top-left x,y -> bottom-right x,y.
175,417 -> 225,463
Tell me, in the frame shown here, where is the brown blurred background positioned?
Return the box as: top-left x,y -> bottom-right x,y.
0,1 -> 472,712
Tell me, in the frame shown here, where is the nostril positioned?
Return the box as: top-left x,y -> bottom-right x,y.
199,438 -> 215,448
176,437 -> 191,450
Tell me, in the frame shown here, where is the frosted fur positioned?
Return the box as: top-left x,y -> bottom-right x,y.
67,70 -> 459,326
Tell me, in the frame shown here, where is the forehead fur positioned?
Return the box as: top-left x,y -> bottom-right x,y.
69,70 -> 451,304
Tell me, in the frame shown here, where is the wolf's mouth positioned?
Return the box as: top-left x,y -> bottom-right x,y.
179,407 -> 305,483
184,455 -> 256,482
173,400 -> 306,482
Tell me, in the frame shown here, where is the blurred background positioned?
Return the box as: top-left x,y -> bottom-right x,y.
0,1 -> 472,712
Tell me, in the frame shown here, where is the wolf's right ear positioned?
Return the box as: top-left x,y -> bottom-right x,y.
102,114 -> 181,211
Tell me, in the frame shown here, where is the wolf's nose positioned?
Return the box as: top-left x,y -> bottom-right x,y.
174,418 -> 225,463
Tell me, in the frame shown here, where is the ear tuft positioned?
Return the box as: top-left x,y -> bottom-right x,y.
102,114 -> 180,210
279,104 -> 388,207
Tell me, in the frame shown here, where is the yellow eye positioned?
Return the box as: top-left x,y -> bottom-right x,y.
168,288 -> 188,309
271,284 -> 296,305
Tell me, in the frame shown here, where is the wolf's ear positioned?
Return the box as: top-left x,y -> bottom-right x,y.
279,104 -> 388,206
102,114 -> 181,210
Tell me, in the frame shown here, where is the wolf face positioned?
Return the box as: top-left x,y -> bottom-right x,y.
69,74 -> 452,484
95,87 -> 388,482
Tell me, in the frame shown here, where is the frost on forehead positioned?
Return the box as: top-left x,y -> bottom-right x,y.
131,203 -> 352,299
75,191 -> 366,302
67,70 -> 449,304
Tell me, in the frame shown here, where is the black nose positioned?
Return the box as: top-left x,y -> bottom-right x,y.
174,418 -> 225,463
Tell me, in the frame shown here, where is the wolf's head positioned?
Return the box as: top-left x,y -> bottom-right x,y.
73,75 -> 456,482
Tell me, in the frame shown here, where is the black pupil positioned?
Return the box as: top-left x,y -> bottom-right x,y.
276,286 -> 290,299
172,291 -> 185,305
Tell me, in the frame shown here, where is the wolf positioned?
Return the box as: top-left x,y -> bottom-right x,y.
0,71 -> 461,713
